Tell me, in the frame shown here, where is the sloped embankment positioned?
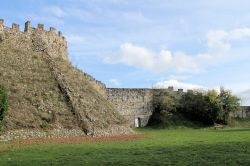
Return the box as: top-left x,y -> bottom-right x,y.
45,55 -> 130,136
0,43 -> 131,138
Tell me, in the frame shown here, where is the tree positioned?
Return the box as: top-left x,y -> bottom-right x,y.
179,88 -> 240,125
219,87 -> 240,124
206,90 -> 223,123
148,90 -> 178,127
179,90 -> 216,125
149,87 -> 240,127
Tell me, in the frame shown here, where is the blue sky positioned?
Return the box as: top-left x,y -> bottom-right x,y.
1,0 -> 250,105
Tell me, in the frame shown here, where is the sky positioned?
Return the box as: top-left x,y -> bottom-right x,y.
0,0 -> 250,105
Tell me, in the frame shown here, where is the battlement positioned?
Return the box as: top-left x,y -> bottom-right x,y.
0,19 -> 68,60
0,19 -> 66,39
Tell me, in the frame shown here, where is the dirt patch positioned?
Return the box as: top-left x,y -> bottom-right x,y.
15,133 -> 146,145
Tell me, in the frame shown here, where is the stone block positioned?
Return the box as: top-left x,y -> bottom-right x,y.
12,23 -> 20,31
37,24 -> 44,31
49,27 -> 56,34
24,21 -> 30,32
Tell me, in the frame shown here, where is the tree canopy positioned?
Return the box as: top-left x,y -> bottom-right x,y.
149,88 -> 240,127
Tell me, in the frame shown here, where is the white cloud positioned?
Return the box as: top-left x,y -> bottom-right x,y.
153,79 -> 207,92
109,78 -> 121,86
104,28 -> 250,73
104,43 -> 210,73
153,80 -> 250,105
104,43 -> 156,70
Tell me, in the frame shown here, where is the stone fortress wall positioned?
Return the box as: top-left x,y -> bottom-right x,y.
0,19 -> 68,60
106,88 -> 154,127
0,19 -> 106,96
106,87 -> 184,127
106,87 -> 250,128
1,19 -> 249,128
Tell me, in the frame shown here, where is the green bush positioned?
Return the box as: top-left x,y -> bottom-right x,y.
0,85 -> 8,130
41,122 -> 49,131
148,90 -> 179,127
218,88 -> 240,123
179,88 -> 240,125
149,88 -> 240,127
179,90 -> 222,125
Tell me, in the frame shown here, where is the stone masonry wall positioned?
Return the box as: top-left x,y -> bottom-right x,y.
0,19 -> 106,96
2,20 -> 249,131
107,87 -> 250,128
0,19 -> 68,60
81,71 -> 107,97
234,106 -> 250,118
106,88 -> 194,128
106,88 -> 153,127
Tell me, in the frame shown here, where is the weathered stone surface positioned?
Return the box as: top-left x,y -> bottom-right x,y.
106,88 -> 187,127
0,20 -> 68,60
106,88 -> 153,127
0,128 -> 86,142
0,20 -> 132,140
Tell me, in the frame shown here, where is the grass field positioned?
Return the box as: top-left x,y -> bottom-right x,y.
1,128 -> 250,165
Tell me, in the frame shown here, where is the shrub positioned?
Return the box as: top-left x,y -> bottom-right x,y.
179,88 -> 240,125
148,90 -> 180,127
149,88 -> 240,127
0,85 -> 8,130
218,88 -> 240,124
41,122 -> 49,131
179,90 -> 223,125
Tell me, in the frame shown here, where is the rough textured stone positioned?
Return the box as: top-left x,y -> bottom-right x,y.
106,88 -> 153,127
106,88 -> 191,127
0,20 -> 132,141
0,20 -> 68,60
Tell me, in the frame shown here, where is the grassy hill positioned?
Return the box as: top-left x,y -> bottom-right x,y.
0,42 -> 130,137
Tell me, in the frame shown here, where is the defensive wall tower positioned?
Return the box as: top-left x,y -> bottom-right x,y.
0,19 -> 68,60
0,19 -> 108,95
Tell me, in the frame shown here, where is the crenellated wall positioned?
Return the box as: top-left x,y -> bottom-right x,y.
0,19 -> 68,60
0,19 -> 108,97
0,19 -> 133,137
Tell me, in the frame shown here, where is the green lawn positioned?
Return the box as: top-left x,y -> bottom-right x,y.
1,128 -> 250,165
